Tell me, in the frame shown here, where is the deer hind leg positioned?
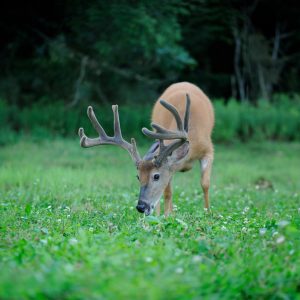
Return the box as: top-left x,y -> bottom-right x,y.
200,154 -> 213,210
164,181 -> 173,216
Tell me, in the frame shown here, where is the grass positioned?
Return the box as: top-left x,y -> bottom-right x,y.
0,139 -> 300,299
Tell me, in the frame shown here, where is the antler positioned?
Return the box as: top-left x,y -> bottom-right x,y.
78,105 -> 141,165
142,94 -> 191,166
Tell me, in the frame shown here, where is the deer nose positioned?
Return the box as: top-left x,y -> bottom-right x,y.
136,202 -> 147,213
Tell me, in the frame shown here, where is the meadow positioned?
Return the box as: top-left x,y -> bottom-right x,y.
0,139 -> 300,299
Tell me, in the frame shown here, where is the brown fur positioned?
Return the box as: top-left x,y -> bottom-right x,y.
149,82 -> 214,213
80,82 -> 214,216
138,161 -> 155,185
152,82 -> 214,164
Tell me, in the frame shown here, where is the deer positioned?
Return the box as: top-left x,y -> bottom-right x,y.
78,82 -> 214,216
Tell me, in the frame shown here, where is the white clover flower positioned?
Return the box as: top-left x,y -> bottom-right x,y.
175,267 -> 184,274
69,238 -> 78,245
192,255 -> 202,263
243,206 -> 250,213
145,257 -> 153,263
89,227 -> 94,232
241,227 -> 247,233
278,220 -> 289,228
221,225 -> 227,231
40,239 -> 48,245
259,228 -> 267,235
276,236 -> 285,244
176,218 -> 188,229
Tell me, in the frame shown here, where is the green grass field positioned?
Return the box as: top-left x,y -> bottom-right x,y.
0,139 -> 300,299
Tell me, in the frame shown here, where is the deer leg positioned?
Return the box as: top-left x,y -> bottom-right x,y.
155,201 -> 161,216
164,181 -> 173,216
200,155 -> 213,210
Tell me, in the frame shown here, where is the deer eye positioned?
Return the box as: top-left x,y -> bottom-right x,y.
153,173 -> 160,181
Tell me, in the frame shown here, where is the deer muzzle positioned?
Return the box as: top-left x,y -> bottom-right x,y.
136,186 -> 151,215
136,201 -> 148,213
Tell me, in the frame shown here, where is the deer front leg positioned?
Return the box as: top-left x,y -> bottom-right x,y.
164,181 -> 173,216
155,201 -> 161,216
200,155 -> 213,210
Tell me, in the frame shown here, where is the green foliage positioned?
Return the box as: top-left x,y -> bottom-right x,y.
0,1 -> 196,105
0,140 -> 300,299
1,94 -> 300,145
0,99 -> 152,144
2,1 -> 300,103
213,94 -> 300,142
214,100 -> 240,142
0,100 -> 19,145
72,0 -> 194,71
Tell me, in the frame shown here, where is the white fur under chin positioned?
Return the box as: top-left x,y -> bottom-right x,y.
147,198 -> 161,215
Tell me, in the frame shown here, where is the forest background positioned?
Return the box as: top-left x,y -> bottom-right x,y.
1,0 -> 300,143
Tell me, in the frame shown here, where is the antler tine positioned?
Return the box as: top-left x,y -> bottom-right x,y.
142,95 -> 191,166
142,125 -> 187,140
78,106 -> 108,148
87,106 -> 108,139
78,127 -> 88,147
130,137 -> 140,163
78,126 -> 103,148
154,140 -> 186,167
160,100 -> 183,131
142,97 -> 189,141
112,105 -> 122,140
110,105 -> 141,164
184,94 -> 191,132
152,123 -> 187,138
78,105 -> 141,165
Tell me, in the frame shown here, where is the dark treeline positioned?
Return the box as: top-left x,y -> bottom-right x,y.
1,0 -> 300,107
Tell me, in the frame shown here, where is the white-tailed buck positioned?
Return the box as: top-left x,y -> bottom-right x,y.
79,82 -> 214,216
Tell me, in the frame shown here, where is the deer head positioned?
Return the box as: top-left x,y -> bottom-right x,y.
79,95 -> 190,216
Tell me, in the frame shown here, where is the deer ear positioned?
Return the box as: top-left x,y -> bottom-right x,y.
168,142 -> 189,170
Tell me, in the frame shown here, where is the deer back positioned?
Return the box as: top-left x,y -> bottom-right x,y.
151,82 -> 214,161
